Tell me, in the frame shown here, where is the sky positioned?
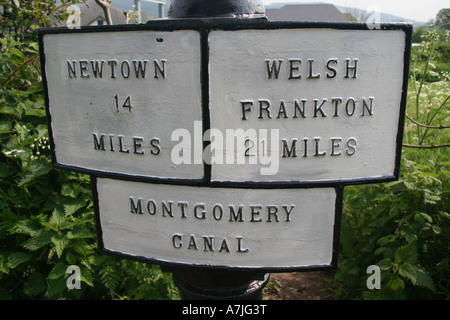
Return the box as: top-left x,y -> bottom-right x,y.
262,0 -> 448,22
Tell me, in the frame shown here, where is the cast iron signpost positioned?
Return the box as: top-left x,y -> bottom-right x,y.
39,0 -> 412,299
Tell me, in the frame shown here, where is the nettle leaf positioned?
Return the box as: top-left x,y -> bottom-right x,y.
23,272 -> 46,297
16,218 -> 43,236
377,258 -> 393,271
390,277 -> 405,290
22,229 -> 53,251
395,243 -> 418,265
80,266 -> 94,287
46,277 -> 67,298
51,234 -> 70,258
44,205 -> 75,231
63,197 -> 86,216
67,225 -> 93,239
48,261 -> 68,280
0,163 -> 17,178
17,159 -> 52,186
7,251 -> 32,269
415,266 -> 436,291
399,262 -> 418,283
61,184 -> 80,198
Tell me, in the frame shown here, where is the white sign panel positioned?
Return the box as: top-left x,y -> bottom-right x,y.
209,28 -> 407,183
95,178 -> 340,269
42,30 -> 203,180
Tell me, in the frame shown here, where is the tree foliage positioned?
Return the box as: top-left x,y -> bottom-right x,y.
336,27 -> 449,300
0,0 -> 179,300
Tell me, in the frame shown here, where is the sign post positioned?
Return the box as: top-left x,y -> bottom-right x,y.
39,0 -> 412,300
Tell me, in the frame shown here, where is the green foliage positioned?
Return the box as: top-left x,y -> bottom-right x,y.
435,8 -> 450,31
336,28 -> 449,300
0,0 -> 179,300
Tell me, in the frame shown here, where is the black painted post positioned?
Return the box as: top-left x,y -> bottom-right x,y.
168,0 -> 266,18
164,0 -> 269,300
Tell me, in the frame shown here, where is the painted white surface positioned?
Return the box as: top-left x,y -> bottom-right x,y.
209,28 -> 406,182
96,178 -> 337,269
43,30 -> 203,179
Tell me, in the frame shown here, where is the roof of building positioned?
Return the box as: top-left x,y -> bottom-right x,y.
80,1 -> 128,25
265,3 -> 351,22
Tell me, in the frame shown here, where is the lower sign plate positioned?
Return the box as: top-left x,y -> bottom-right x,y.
94,177 -> 342,271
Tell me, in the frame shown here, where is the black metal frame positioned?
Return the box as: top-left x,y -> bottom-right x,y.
38,18 -> 412,273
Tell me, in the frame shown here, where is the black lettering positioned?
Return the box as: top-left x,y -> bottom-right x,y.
121,60 -> 130,78
108,59 -> 118,78
150,138 -> 161,155
282,138 -> 298,158
307,59 -> 320,79
154,59 -> 166,78
130,197 -> 143,214
331,137 -> 342,156
314,137 -> 326,156
346,138 -> 357,156
229,205 -> 244,222
293,99 -> 307,118
90,60 -> 105,78
93,133 -> 106,150
267,205 -> 279,222
132,60 -> 148,78
241,100 -> 253,120
172,233 -> 182,248
203,235 -> 214,252
313,99 -> 327,117
288,59 -> 301,79
258,99 -> 272,119
162,200 -> 174,217
345,58 -> 358,78
277,100 -> 288,118
67,60 -> 77,78
326,58 -> 338,78
265,59 -> 283,79
79,59 -> 89,78
133,136 -> 144,154
362,97 -> 374,116
250,205 -> 262,222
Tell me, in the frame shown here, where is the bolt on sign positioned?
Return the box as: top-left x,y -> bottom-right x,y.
39,19 -> 412,271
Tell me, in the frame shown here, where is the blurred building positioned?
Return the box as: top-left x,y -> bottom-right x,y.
265,3 -> 353,22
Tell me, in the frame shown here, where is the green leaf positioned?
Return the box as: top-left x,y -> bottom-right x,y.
23,272 -> 46,297
7,251 -> 32,269
17,159 -> 52,186
395,243 -> 418,265
399,263 -> 417,283
0,163 -> 17,178
9,47 -> 27,60
378,258 -> 393,270
51,234 -> 70,258
415,266 -> 436,291
80,266 -> 94,287
46,277 -> 67,298
67,225 -> 92,239
48,262 -> 68,280
22,229 -> 53,251
390,277 -> 405,290
63,197 -> 86,216
16,218 -> 43,236
49,206 -> 66,229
